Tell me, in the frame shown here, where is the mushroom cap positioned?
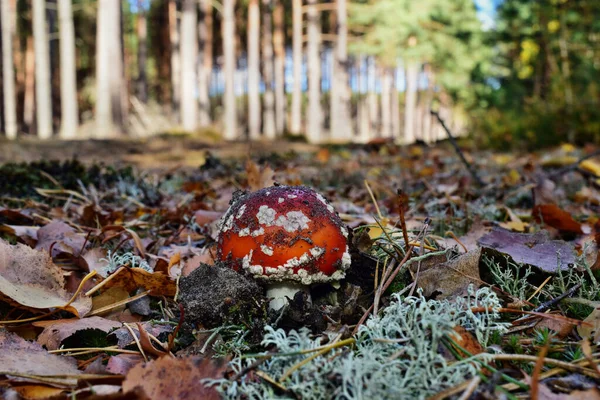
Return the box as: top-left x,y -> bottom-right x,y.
217,186 -> 351,285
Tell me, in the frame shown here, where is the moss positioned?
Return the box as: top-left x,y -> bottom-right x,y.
0,159 -> 135,200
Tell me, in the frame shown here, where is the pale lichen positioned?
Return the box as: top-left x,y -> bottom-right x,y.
206,286 -> 508,399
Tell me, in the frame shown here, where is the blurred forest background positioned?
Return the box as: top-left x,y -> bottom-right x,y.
0,0 -> 598,150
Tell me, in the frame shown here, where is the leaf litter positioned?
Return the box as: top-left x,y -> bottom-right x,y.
0,144 -> 600,398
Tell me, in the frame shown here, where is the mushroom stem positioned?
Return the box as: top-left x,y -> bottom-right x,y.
266,282 -> 311,310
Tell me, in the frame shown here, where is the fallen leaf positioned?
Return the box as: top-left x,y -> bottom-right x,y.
410,249 -> 481,298
35,220 -> 87,257
580,159 -> 600,177
100,267 -> 176,297
478,228 -> 576,272
122,356 -> 227,400
577,307 -> 600,343
0,240 -> 91,317
106,354 -> 145,375
34,317 -> 121,350
533,204 -> 583,234
245,160 -> 274,191
0,330 -> 81,387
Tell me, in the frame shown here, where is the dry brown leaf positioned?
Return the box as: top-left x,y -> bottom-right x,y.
34,317 -> 122,350
101,267 -> 176,297
122,356 -> 227,400
182,253 -> 215,276
106,354 -> 145,375
533,204 -> 583,234
35,220 -> 87,257
0,240 -> 91,317
410,249 -> 481,298
12,385 -> 66,399
245,160 -> 274,191
0,330 -> 81,386
91,286 -> 131,314
523,374 -> 600,399
577,307 -> 600,343
450,326 -> 483,357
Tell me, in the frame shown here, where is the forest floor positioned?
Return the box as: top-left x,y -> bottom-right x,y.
0,139 -> 599,399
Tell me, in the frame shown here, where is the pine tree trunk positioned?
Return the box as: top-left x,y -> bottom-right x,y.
403,62 -> 418,144
247,0 -> 260,139
222,0 -> 237,140
198,0 -> 212,126
273,0 -> 285,136
32,0 -> 52,139
357,56 -> 371,143
380,67 -> 391,138
1,0 -> 17,139
329,0 -> 352,142
136,0 -> 148,103
306,0 -> 321,143
169,0 -> 180,122
96,0 -> 125,137
261,0 -> 275,139
180,0 -> 198,131
391,68 -> 400,138
367,57 -> 379,137
422,65 -> 434,143
290,0 -> 302,135
58,0 -> 78,139
23,36 -> 34,132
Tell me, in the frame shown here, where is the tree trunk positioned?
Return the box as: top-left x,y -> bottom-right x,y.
222,0 -> 237,140
198,0 -> 212,126
422,65 -> 433,143
169,0 -> 180,121
367,57 -> 378,137
247,0 -> 260,139
96,0 -> 126,137
261,0 -> 275,139
380,67 -> 391,138
357,56 -> 370,143
290,0 -> 302,135
1,0 -> 17,139
136,0 -> 148,103
180,0 -> 198,131
329,0 -> 352,142
273,0 -> 285,136
391,68 -> 400,138
403,62 -> 418,145
23,37 -> 34,132
306,0 -> 321,143
32,0 -> 52,139
58,0 -> 78,139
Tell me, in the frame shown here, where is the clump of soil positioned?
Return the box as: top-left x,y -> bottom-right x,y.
178,262 -> 268,341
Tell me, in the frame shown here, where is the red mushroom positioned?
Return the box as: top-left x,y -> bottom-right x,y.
217,185 -> 351,309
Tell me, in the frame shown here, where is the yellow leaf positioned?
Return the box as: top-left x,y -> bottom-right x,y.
580,159 -> 600,177
499,220 -> 527,232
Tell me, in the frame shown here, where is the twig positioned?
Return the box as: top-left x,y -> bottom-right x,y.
431,110 -> 484,187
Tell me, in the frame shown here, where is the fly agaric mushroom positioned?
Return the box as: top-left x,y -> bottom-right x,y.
217,185 -> 351,309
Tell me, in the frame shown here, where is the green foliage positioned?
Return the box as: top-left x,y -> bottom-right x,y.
207,287 -> 508,399
472,0 -> 600,148
350,0 -> 490,104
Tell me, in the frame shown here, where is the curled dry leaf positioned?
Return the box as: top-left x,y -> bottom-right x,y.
34,316 -> 122,350
35,220 -> 87,257
122,356 -> 227,400
0,240 -> 91,317
532,204 -> 584,235
100,267 -> 176,297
